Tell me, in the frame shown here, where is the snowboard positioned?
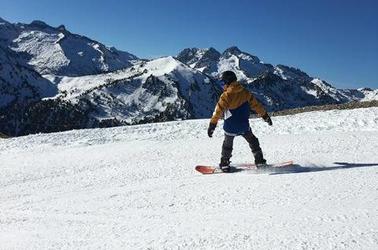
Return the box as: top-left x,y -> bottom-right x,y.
195,161 -> 293,174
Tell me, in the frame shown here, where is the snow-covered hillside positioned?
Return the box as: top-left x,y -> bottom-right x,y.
177,46 -> 273,81
1,108 -> 377,249
0,45 -> 57,107
47,56 -> 220,123
0,18 -> 138,76
361,88 -> 378,101
176,47 -> 377,107
341,88 -> 378,102
0,53 -> 221,135
1,17 -> 377,137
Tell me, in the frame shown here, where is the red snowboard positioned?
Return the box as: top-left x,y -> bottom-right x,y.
195,161 -> 293,174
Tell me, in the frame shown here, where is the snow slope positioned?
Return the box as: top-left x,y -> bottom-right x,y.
177,46 -> 273,81
1,108 -> 377,249
0,19 -> 138,77
361,89 -> 378,101
47,56 -> 219,123
0,45 -> 57,107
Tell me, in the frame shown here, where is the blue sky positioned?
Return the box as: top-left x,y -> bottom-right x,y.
1,0 -> 377,89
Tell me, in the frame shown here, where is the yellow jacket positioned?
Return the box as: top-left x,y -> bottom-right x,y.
210,82 -> 267,125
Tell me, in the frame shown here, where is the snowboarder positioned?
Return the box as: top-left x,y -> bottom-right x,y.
207,71 -> 273,172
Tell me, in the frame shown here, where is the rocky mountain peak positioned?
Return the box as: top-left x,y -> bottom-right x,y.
0,17 -> 9,24
57,25 -> 66,32
223,46 -> 242,55
201,47 -> 221,62
29,20 -> 53,30
176,48 -> 197,63
275,65 -> 311,81
222,46 -> 261,64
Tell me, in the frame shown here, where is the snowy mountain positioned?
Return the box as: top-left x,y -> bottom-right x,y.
52,56 -> 220,124
176,46 -> 377,110
0,18 -> 138,76
1,107 -> 378,249
0,17 -> 377,136
176,47 -> 221,75
0,52 -> 221,135
0,45 -> 56,107
341,88 -> 378,102
177,46 -> 273,81
219,46 -> 273,80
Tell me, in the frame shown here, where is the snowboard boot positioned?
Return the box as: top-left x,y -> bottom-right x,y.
219,157 -> 231,173
253,150 -> 267,168
255,159 -> 268,168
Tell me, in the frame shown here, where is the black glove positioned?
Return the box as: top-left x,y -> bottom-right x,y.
262,113 -> 273,126
207,123 -> 216,137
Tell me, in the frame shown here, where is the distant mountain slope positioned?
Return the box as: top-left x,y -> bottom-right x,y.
0,45 -> 57,107
0,18 -> 138,76
176,46 -> 376,110
0,17 -> 376,136
0,55 -> 221,135
177,46 -> 273,80
55,56 -> 220,124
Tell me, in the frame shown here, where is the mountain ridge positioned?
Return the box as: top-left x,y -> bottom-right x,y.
0,17 -> 376,136
1,18 -> 139,77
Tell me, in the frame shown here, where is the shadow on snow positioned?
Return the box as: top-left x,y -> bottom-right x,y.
269,162 -> 378,175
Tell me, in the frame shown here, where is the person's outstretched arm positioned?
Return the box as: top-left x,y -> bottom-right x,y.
248,92 -> 272,126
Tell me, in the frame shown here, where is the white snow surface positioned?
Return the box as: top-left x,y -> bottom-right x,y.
1,108 -> 378,249
360,88 -> 378,101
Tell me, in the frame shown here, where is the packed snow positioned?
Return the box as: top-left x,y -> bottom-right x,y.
0,108 -> 378,249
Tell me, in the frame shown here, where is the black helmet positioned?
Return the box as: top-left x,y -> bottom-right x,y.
221,71 -> 237,85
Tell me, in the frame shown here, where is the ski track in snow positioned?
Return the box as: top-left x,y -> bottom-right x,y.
0,108 -> 378,249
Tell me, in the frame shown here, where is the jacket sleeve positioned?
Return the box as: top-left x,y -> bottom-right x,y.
210,92 -> 230,124
248,92 -> 267,117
